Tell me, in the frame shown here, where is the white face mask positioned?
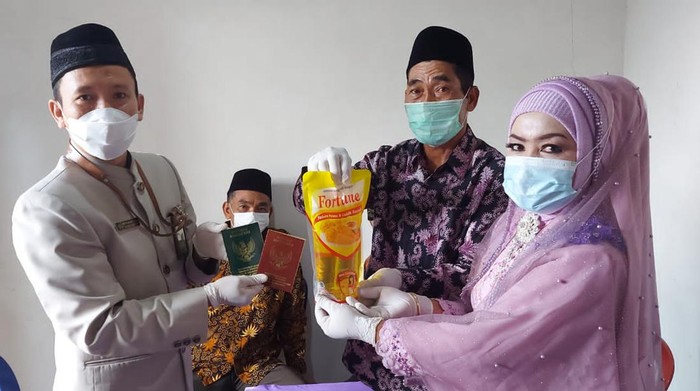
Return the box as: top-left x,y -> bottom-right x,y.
65,108 -> 138,160
231,212 -> 270,232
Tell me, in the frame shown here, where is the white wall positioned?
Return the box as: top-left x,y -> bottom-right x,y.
0,0 -> 638,389
625,1 -> 700,390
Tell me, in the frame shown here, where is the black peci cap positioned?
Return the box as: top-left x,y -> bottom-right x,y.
50,23 -> 135,87
227,168 -> 272,200
406,26 -> 474,82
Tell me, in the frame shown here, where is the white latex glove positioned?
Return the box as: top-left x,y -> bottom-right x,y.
203,274 -> 268,307
314,292 -> 381,346
358,267 -> 403,290
193,221 -> 228,260
307,146 -> 352,187
354,268 -> 403,307
347,286 -> 434,319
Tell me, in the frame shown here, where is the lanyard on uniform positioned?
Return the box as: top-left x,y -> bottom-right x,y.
64,143 -> 192,259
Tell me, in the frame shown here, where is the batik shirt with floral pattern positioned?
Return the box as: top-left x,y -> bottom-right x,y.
191,229 -> 308,387
293,129 -> 508,390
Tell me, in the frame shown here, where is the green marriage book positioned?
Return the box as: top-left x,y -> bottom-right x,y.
221,222 -> 263,275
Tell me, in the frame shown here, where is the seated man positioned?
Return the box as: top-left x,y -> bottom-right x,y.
192,169 -> 308,391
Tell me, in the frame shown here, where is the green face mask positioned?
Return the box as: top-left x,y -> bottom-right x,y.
404,96 -> 466,146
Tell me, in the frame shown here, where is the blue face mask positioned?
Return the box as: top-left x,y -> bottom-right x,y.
503,156 -> 578,214
405,96 -> 466,146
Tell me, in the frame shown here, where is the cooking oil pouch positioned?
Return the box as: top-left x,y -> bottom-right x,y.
303,169 -> 371,302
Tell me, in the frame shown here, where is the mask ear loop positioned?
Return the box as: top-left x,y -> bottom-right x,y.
226,202 -> 235,227
457,86 -> 472,130
572,123 -> 613,190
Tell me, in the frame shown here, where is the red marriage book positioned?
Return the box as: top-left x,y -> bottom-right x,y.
257,230 -> 305,293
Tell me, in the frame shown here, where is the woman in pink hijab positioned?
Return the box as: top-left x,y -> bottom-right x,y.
315,75 -> 663,390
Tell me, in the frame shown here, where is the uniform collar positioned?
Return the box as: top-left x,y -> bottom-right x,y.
66,147 -> 135,182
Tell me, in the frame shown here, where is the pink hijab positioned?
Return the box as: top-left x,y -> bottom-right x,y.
378,75 -> 663,390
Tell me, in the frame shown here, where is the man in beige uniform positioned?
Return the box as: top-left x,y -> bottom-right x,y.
12,23 -> 266,391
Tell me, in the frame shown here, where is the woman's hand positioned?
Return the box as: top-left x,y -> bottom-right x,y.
347,286 -> 434,319
355,267 -> 403,307
359,268 -> 403,290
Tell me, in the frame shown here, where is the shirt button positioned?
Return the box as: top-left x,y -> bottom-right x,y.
136,182 -> 145,193
152,223 -> 160,233
193,336 -> 201,344
163,265 -> 171,275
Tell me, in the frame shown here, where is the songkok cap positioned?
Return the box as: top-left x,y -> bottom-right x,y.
227,169 -> 272,200
50,23 -> 136,87
406,26 -> 474,82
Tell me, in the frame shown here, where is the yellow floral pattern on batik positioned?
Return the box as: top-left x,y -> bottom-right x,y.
192,229 -> 308,387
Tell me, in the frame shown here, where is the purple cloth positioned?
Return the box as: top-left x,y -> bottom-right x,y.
293,128 -> 508,390
376,75 -> 663,390
244,382 -> 372,391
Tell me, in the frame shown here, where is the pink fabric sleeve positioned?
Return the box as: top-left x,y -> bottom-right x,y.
376,244 -> 628,390
376,321 -> 421,379
436,299 -> 467,315
375,298 -> 466,378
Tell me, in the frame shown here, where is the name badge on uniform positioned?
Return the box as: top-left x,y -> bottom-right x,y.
115,217 -> 140,231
